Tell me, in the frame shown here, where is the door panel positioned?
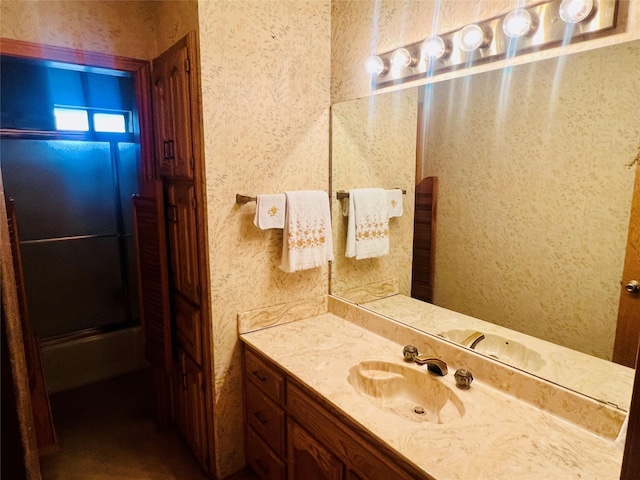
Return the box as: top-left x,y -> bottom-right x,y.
175,349 -> 207,468
133,180 -> 171,373
166,183 -> 200,304
152,38 -> 193,180
0,139 -> 116,240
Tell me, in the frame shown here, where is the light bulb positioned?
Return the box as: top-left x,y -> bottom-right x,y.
458,24 -> 491,53
502,9 -> 535,38
365,55 -> 386,76
391,48 -> 414,69
559,0 -> 594,24
421,36 -> 448,61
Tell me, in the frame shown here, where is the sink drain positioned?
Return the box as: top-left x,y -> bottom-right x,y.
413,406 -> 426,415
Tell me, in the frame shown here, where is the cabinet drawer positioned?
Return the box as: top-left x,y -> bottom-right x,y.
246,381 -> 286,457
247,427 -> 286,480
245,349 -> 284,404
174,294 -> 202,364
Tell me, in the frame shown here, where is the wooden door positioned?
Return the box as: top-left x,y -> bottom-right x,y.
287,420 -> 344,480
613,163 -> 640,367
133,180 -> 172,373
411,176 -> 438,303
152,37 -> 194,180
166,183 -> 200,305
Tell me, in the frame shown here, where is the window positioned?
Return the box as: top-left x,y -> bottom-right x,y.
53,107 -> 130,134
53,108 -> 89,132
93,113 -> 127,133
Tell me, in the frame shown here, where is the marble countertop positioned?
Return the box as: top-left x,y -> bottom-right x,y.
362,294 -> 635,411
241,313 -> 623,480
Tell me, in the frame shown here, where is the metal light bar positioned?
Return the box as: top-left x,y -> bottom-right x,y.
372,0 -> 618,89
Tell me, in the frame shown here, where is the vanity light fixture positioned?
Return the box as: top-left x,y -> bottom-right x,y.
391,48 -> 417,69
502,9 -> 537,38
367,0 -> 619,89
457,24 -> 492,52
421,36 -> 450,61
559,0 -> 595,23
365,55 -> 387,77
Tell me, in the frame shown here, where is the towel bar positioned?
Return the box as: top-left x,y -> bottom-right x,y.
236,194 -> 257,204
336,189 -> 406,200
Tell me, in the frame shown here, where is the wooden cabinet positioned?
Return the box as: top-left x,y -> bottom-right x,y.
245,349 -> 287,480
287,420 -> 343,480
166,183 -> 200,305
243,346 -> 425,480
147,32 -> 211,474
152,37 -> 194,180
175,348 -> 207,467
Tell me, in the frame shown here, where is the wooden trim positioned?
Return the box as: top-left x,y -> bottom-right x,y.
1,38 -> 146,70
1,178 -> 41,479
183,31 -> 217,475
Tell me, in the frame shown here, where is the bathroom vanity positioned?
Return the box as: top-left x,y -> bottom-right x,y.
239,297 -> 625,480
244,346 -> 425,480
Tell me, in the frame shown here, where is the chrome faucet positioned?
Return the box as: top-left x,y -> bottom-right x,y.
414,355 -> 448,376
402,345 -> 448,375
461,331 -> 485,350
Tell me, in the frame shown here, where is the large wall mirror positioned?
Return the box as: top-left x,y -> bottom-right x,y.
330,40 -> 640,411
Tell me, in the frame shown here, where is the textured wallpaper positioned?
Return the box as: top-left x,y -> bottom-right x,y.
0,0 -> 158,59
154,0 -> 198,57
331,0 -> 640,103
331,89 -> 417,301
197,1 -> 331,476
420,41 -> 640,360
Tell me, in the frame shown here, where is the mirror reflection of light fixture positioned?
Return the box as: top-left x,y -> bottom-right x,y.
502,9 -> 537,38
421,36 -> 450,61
391,48 -> 417,69
458,24 -> 492,52
365,55 -> 387,76
559,0 -> 595,23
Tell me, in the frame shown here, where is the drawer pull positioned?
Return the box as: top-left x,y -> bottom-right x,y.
253,411 -> 268,425
252,370 -> 267,382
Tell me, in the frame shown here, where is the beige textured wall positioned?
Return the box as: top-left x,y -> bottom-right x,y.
421,41 -> 640,360
331,89 -> 417,300
331,0 -> 640,103
0,0 -> 158,59
197,1 -> 331,476
154,0 -> 198,57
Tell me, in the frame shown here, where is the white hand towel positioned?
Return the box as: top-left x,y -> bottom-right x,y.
280,190 -> 334,273
253,194 -> 286,229
386,189 -> 403,218
345,188 -> 389,259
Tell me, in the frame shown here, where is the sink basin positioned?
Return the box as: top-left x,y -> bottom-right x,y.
347,361 -> 465,424
439,329 -> 546,372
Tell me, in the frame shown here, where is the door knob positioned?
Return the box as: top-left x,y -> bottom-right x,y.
626,280 -> 640,293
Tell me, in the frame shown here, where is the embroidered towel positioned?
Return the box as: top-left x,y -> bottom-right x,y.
253,194 -> 286,229
386,189 -> 403,218
345,188 -> 389,259
280,190 -> 334,273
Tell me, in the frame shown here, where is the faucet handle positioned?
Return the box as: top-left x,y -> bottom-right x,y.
454,368 -> 474,389
402,345 -> 419,362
